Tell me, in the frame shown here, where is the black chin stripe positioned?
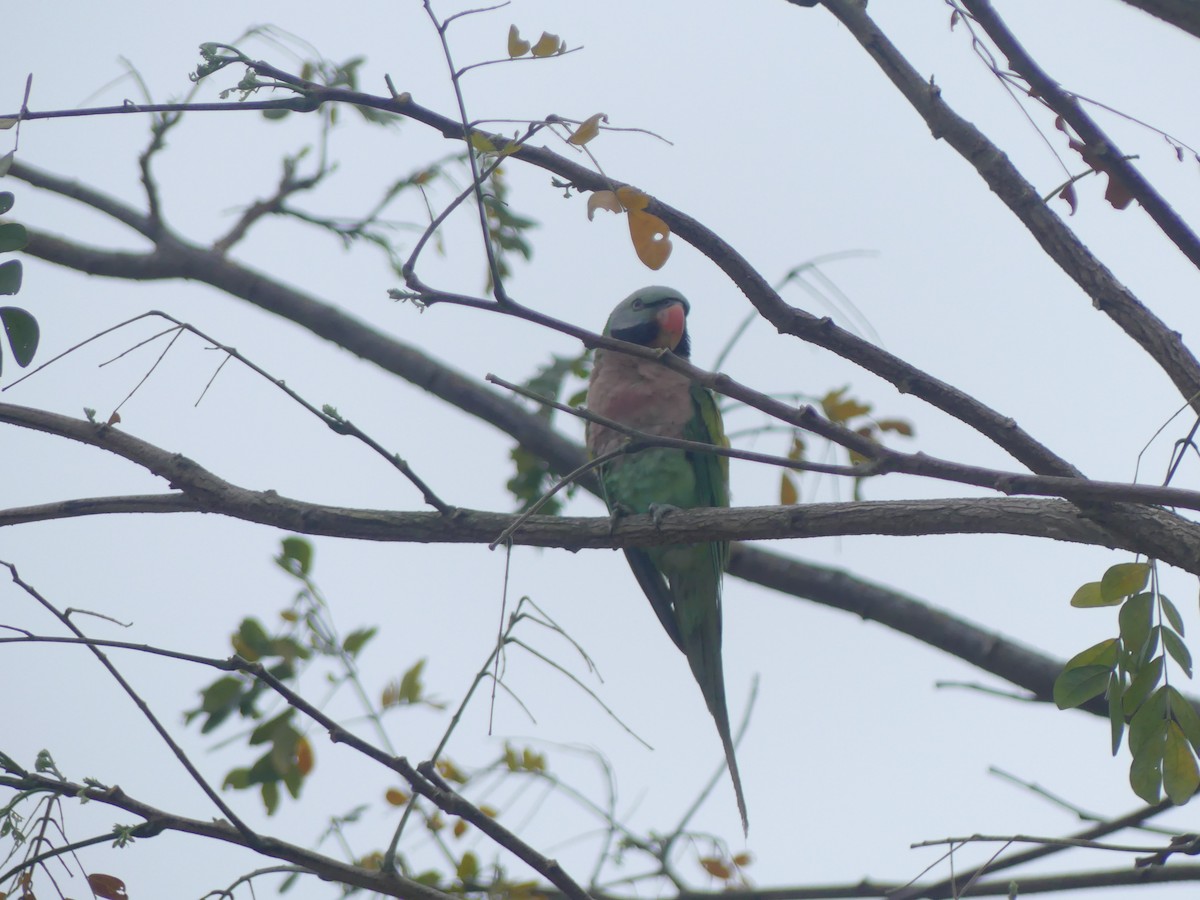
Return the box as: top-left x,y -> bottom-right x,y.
676,330 -> 691,359
610,321 -> 661,347
609,323 -> 692,357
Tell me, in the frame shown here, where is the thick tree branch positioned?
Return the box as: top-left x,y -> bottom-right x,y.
17,216 -> 1200,572
960,0 -> 1200,274
1118,0 -> 1200,41
1,399 -> 1165,723
0,488 -> 1137,552
14,99 -> 1200,576
5,400 -> 1199,557
811,0 -> 1200,418
728,545 -> 1092,712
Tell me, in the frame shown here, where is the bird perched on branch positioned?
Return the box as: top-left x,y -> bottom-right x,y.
585,285 -> 747,833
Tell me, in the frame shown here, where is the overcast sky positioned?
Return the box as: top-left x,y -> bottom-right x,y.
4,1 -> 1200,897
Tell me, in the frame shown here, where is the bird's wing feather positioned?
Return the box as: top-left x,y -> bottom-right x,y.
685,383 -> 730,573
623,547 -> 685,651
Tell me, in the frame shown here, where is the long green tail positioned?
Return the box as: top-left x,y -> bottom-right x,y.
672,564 -> 748,834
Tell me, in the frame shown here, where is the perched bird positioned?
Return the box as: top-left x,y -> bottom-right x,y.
585,286 -> 747,833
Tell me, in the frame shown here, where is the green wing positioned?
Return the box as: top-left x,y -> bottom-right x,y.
684,383 -> 730,569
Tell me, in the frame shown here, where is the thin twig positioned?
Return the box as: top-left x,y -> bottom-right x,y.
0,562 -> 257,841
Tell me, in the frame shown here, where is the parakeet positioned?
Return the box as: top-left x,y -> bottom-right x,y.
585,286 -> 747,833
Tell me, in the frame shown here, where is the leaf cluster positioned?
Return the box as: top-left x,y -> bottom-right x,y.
1056,561 -> 1200,804
0,192 -> 38,377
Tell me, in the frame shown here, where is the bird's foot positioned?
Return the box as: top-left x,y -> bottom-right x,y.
647,502 -> 681,528
607,501 -> 634,536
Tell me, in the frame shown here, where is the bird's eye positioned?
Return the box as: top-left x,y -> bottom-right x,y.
631,298 -> 644,310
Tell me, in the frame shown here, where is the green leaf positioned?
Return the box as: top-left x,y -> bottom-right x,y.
223,767 -> 252,790
1161,595 -> 1185,637
1053,664 -> 1111,709
342,627 -> 377,658
0,260 -> 22,295
1130,686 -> 1169,754
276,536 -> 313,577
397,658 -> 426,704
456,851 -> 479,882
200,676 -> 243,713
188,675 -> 246,733
268,636 -> 310,661
1136,626 -> 1162,669
0,222 -> 27,252
235,617 -> 272,660
1108,673 -> 1126,755
1070,581 -> 1112,608
250,710 -> 295,746
1163,721 -> 1200,804
1130,737 -> 1164,804
1170,686 -> 1200,749
1119,593 -> 1155,655
0,151 -> 13,178
1,307 -> 38,366
0,119 -> 16,131
1163,627 -> 1193,678
1101,562 -> 1150,604
1063,638 -> 1119,671
261,779 -> 280,815
0,192 -> 13,214
1123,654 -> 1164,717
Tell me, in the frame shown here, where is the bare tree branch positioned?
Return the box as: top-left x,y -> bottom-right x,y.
959,0 -> 1200,273
7,400 -> 1200,558
0,771 -> 452,900
1118,0 -> 1200,40
890,800 -> 1174,900
0,487 -> 1139,552
810,0 -> 1200,419
729,544 -> 1200,721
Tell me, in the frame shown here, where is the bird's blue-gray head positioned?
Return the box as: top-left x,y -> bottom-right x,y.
603,286 -> 691,359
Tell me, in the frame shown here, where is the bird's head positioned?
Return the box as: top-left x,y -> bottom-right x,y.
602,286 -> 692,359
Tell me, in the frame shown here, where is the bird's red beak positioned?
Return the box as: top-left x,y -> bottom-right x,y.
653,301 -> 687,351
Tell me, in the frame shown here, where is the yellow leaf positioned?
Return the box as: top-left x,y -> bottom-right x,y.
615,185 -> 650,211
699,857 -> 732,880
587,190 -> 622,220
0,118 -> 16,130
437,757 -> 468,783
358,850 -> 385,870
568,113 -> 608,146
87,874 -> 128,900
821,387 -> 870,423
628,208 -> 672,269
385,787 -> 410,806
479,804 -> 498,818
732,852 -> 753,867
507,25 -> 530,58
470,132 -> 497,153
780,472 -> 799,505
876,418 -> 914,437
530,32 -> 562,57
453,818 -> 468,838
295,735 -> 315,775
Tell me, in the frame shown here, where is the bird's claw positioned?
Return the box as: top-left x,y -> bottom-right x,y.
607,502 -> 633,537
647,503 -> 680,528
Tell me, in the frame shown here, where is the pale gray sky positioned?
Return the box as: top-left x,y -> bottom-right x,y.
3,1 -> 1200,897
